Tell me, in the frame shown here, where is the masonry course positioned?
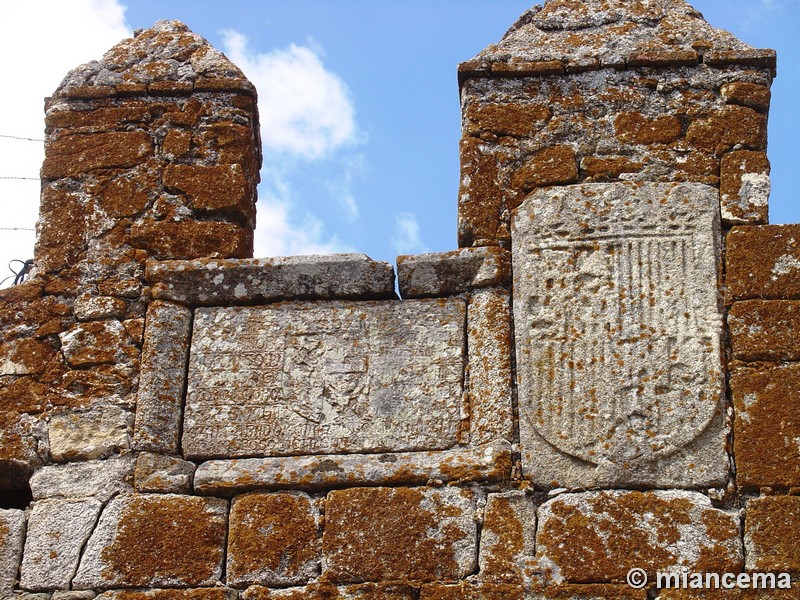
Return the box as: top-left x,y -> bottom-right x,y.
1,1 -> 798,597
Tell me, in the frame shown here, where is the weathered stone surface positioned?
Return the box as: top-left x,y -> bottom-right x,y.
614,112 -> 682,145
396,247 -> 510,299
147,254 -> 396,306
59,320 -> 138,368
733,364 -> 800,490
745,496 -> 800,574
720,151 -> 770,224
74,295 -> 128,321
512,183 -> 725,488
721,82 -> 772,113
660,588 -> 797,599
322,486 -> 477,584
182,299 -> 466,459
74,494 -> 227,589
227,492 -> 319,587
419,583 -> 524,600
132,301 -> 192,454
52,592 -> 98,600
512,145 -> 579,191
30,455 -> 134,502
0,509 -> 25,594
164,164 -> 253,222
193,443 -> 511,495
130,220 -> 253,260
48,405 -> 133,462
467,288 -> 514,445
20,498 -> 103,590
727,225 -> 800,301
95,590 -> 237,600
478,491 -> 537,585
461,0 -> 773,76
458,137 -> 505,247
41,131 -> 154,179
729,300 -> 800,362
133,452 -> 195,493
535,491 -> 741,584
243,583 -> 415,599
420,583 -> 647,600
0,338 -> 56,377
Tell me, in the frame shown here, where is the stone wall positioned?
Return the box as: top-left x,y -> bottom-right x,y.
1,1 -> 798,598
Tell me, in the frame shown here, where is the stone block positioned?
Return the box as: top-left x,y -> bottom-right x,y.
614,112 -> 682,145
478,491 -> 537,584
512,183 -> 726,489
243,583 -> 415,599
419,583 -> 524,600
463,102 -> 552,137
0,338 -> 56,377
163,163 -> 252,220
458,137 -> 504,247
467,288 -> 514,445
30,455 -> 134,502
420,583 -> 647,600
686,105 -> 767,154
74,295 -> 128,321
227,492 -> 319,587
193,443 -> 512,495
74,494 -> 228,589
745,496 -> 800,574
95,590 -> 237,600
133,452 -> 195,493
397,247 -> 510,298
48,405 -> 133,462
59,320 -> 138,368
727,225 -> 800,301
660,587 -> 796,599
732,364 -> 800,490
729,300 -> 800,361
0,509 -> 25,594
130,220 -> 253,260
41,131 -> 154,179
322,486 -> 477,583
20,498 -> 103,591
182,299 -> 466,460
721,82 -> 771,113
720,151 -> 770,224
52,592 -> 98,600
512,145 -> 579,191
535,490 -> 741,584
132,301 -> 192,454
146,254 -> 396,306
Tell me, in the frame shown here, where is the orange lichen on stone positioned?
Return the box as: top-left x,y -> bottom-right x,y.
458,137 -> 504,247
729,300 -> 800,361
614,113 -> 682,145
41,131 -> 154,179
227,492 -> 320,586
685,105 -> 767,155
129,220 -> 253,260
419,582 -> 524,600
512,145 -> 579,191
721,82 -> 771,113
745,496 -> 800,573
163,164 -> 252,218
94,589 -> 235,600
726,225 -> 800,301
322,486 -> 476,584
242,582 -> 415,599
479,492 -> 535,584
581,156 -> 643,180
464,102 -> 552,138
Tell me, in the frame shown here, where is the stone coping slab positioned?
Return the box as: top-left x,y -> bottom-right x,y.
146,253 -> 396,306
193,442 -> 511,496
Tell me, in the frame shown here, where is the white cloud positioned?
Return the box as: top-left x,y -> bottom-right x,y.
221,30 -> 358,159
393,212 -> 428,255
0,0 -> 131,287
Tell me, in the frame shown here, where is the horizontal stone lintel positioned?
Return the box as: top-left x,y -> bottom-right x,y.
146,253 -> 397,306
397,246 -> 511,299
193,442 -> 512,496
53,76 -> 257,100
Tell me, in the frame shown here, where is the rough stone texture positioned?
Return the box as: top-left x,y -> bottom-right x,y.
227,492 -> 319,587
52,592 -> 97,600
29,455 -> 134,502
243,583 -> 415,599
74,295 -> 128,322
745,496 -> 800,574
133,452 -> 195,494
467,288 -> 514,445
720,150 -> 770,224
59,321 -> 139,368
729,300 -> 800,361
147,254 -> 396,306
420,583 -> 647,600
727,225 -> 800,301
535,490 -> 742,584
659,589 -> 797,599
73,494 -> 227,589
20,498 -> 103,591
48,405 -> 133,462
193,443 -> 512,495
732,364 -> 800,490
0,509 -> 25,594
419,583 -> 524,600
513,183 -> 726,489
132,301 -> 192,454
478,491 -> 537,585
182,299 -> 466,460
129,221 -> 253,261
396,247 -> 510,299
322,486 -> 477,584
94,590 -> 237,600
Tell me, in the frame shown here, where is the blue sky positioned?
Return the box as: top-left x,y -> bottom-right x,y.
0,0 -> 797,286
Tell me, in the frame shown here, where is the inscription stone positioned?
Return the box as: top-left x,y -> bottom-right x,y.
183,299 -> 466,459
512,183 -> 726,488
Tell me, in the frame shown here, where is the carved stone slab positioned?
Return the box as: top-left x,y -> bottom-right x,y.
512,183 -> 726,488
182,299 -> 466,460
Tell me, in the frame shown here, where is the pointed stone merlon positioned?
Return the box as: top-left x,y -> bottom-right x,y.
457,0 -> 775,248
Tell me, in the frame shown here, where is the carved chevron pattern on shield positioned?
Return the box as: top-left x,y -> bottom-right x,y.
513,183 -> 724,467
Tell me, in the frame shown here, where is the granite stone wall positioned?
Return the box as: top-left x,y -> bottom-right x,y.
1,1 -> 798,598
